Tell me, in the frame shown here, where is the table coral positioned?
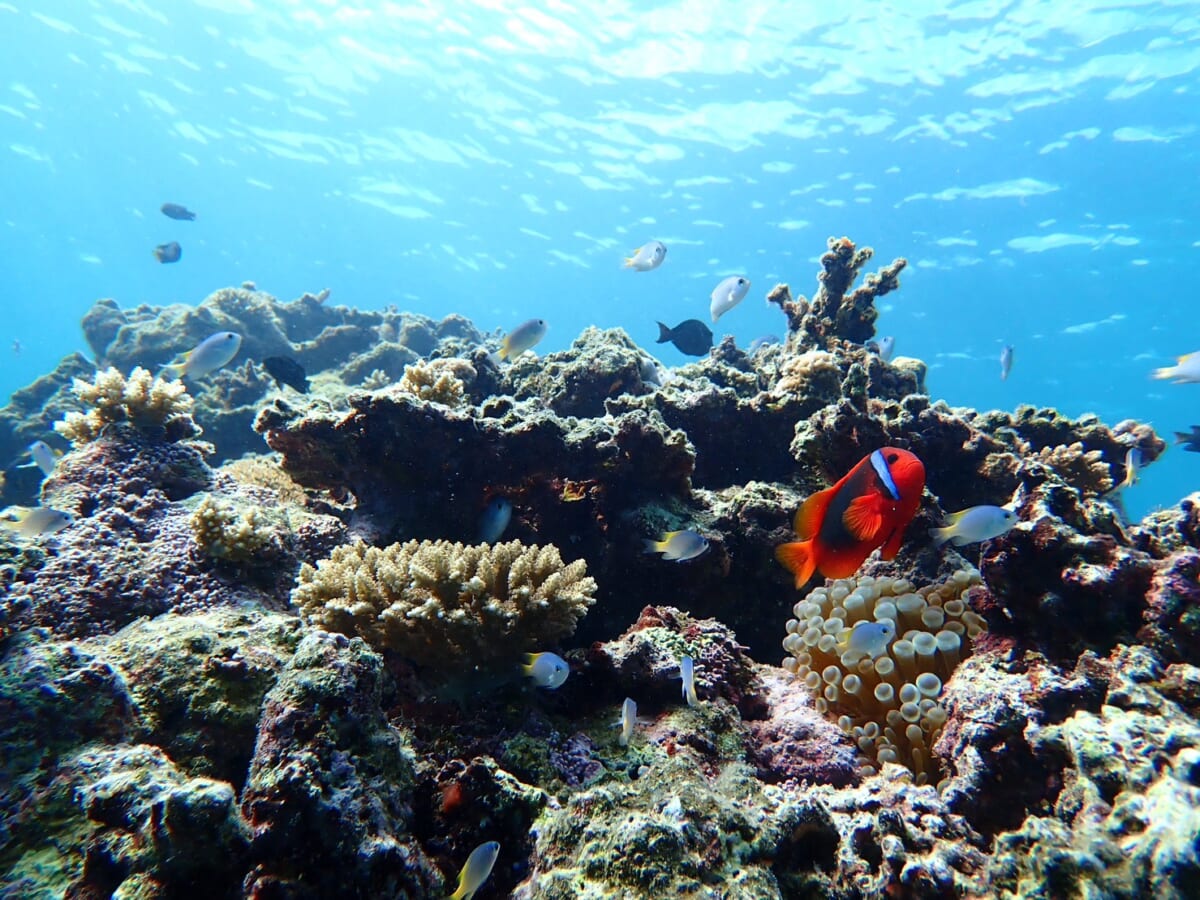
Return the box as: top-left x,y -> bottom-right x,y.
782,570 -> 986,784
292,538 -> 596,673
54,366 -> 201,445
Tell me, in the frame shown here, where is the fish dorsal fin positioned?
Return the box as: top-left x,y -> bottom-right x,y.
941,508 -> 967,527
793,486 -> 835,540
842,493 -> 886,541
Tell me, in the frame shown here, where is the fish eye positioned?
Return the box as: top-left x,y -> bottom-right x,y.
886,452 -> 899,462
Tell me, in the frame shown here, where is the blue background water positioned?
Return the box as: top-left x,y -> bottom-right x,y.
1,1 -> 1196,518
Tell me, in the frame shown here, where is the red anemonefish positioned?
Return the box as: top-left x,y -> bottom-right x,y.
775,448 -> 926,587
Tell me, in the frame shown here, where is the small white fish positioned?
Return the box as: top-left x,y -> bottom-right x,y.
522,651 -> 569,689
869,336 -> 896,363
448,840 -> 500,900
614,697 -> 639,746
710,275 -> 751,323
490,318 -> 547,364
1000,345 -> 1014,381
478,497 -> 512,543
23,440 -> 61,477
679,655 -> 700,708
1116,447 -> 1142,491
623,240 -> 667,272
0,506 -> 74,538
931,505 -> 1018,547
161,331 -> 242,381
642,529 -> 708,562
1153,351 -> 1200,384
837,620 -> 895,660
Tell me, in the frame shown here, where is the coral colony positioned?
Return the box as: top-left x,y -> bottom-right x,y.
2,238 -> 1199,898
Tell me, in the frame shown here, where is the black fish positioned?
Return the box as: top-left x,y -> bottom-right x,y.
153,241 -> 181,263
656,319 -> 713,357
263,356 -> 309,393
1175,426 -> 1200,453
161,202 -> 196,221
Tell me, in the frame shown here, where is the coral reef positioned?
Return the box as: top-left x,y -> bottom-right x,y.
293,538 -> 596,673
189,494 -> 284,563
54,365 -> 200,445
398,358 -> 474,406
782,570 -> 986,784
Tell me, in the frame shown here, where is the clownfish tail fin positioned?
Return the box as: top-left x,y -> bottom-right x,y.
775,540 -> 817,588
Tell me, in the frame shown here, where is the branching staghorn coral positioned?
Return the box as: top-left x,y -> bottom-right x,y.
782,570 -> 986,786
398,359 -> 472,406
189,495 -> 278,562
292,538 -> 596,672
54,366 -> 200,444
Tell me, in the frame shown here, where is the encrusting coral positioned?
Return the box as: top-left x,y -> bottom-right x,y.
54,366 -> 200,444
292,538 -> 596,672
782,570 -> 986,785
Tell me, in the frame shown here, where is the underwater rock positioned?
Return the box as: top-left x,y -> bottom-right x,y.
1139,551 -> 1200,664
241,630 -> 442,898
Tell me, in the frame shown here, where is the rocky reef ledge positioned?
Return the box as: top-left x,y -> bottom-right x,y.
2,239 -> 1198,899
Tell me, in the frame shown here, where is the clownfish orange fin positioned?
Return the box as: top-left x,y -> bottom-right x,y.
793,486 -> 835,540
842,494 -> 886,541
775,540 -> 817,588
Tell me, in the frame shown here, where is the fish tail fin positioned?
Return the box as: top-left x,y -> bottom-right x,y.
487,349 -> 504,367
623,255 -> 636,268
930,525 -> 955,548
1176,432 -> 1190,445
521,652 -> 536,674
775,540 -> 817,588
642,538 -> 662,554
159,361 -> 186,381
655,322 -> 671,344
1152,366 -> 1175,380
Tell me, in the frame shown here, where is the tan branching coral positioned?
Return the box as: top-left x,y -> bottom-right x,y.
398,359 -> 471,406
782,570 -> 986,786
1032,442 -> 1114,495
54,366 -> 200,444
773,349 -> 842,401
190,495 -> 276,562
292,538 -> 595,671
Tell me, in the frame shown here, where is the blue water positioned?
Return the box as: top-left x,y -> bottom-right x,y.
1,2 -> 1197,517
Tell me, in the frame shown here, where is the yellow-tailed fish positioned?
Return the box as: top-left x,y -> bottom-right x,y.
0,506 -> 74,538
1153,351 -> 1200,384
642,529 -> 708,562
161,332 -> 242,381
490,318 -> 547,364
522,651 -> 569,689
615,697 -> 638,747
448,840 -> 499,900
1117,447 -> 1142,491
623,240 -> 667,272
931,505 -> 1018,547
679,655 -> 700,707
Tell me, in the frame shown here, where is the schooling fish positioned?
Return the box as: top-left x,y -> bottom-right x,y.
153,241 -> 182,264
838,620 -> 895,661
931,505 -> 1017,548
656,319 -> 713,357
448,840 -> 500,900
1153,351 -> 1200,384
710,275 -> 751,323
624,240 -> 667,272
1000,345 -> 1014,381
775,448 -> 926,587
262,356 -> 309,393
160,202 -> 196,221
1175,426 -> 1200,453
478,497 -> 513,543
643,529 -> 708,562
22,440 -> 62,477
490,318 -> 547,364
161,331 -> 243,381
867,336 -> 896,362
0,506 -> 74,538
523,651 -> 569,689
